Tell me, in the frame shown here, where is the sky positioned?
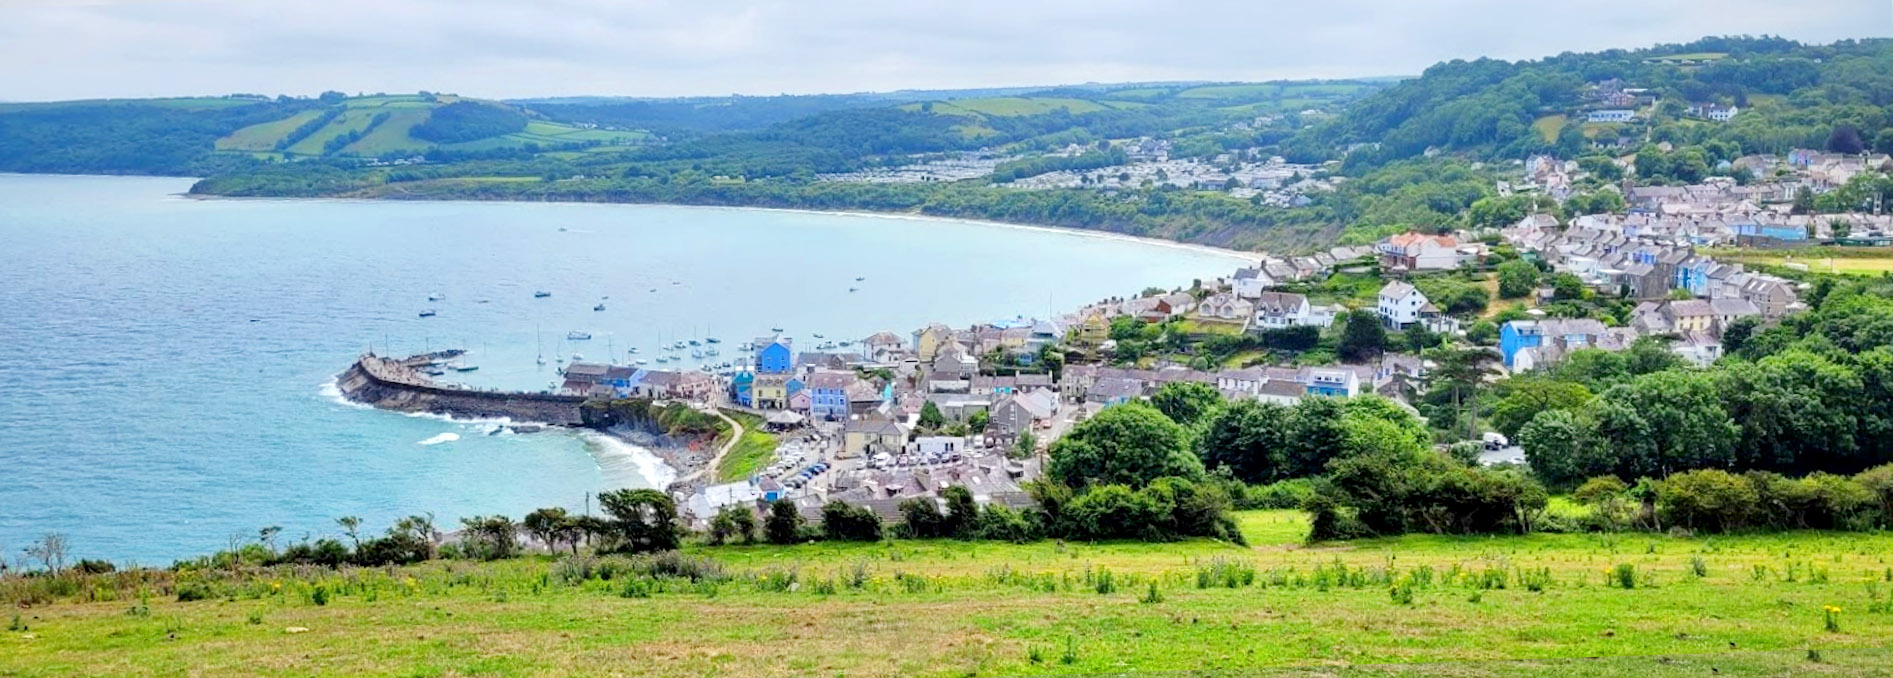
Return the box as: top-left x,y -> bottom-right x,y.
0,0 -> 1889,102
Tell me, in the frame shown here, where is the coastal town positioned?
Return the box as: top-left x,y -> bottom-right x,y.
532,144 -> 1887,526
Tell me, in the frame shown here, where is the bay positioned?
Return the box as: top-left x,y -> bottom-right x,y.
0,173 -> 1247,563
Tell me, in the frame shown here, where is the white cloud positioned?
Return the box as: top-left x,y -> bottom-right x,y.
0,0 -> 1884,100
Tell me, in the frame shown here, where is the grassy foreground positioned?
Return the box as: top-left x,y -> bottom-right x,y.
6,512 -> 1893,677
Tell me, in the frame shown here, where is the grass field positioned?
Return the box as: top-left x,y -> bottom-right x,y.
903,97 -> 1114,117
282,109 -> 383,156
1532,115 -> 1568,143
338,109 -> 432,156
714,413 -> 778,483
7,511 -> 1893,677
1707,247 -> 1893,276
214,109 -> 330,151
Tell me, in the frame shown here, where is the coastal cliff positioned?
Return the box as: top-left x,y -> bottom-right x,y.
335,355 -> 588,425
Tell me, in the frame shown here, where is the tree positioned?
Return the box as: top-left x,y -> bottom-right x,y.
1465,320 -> 1499,346
1827,124 -> 1867,154
523,507 -> 572,553
1048,402 -> 1202,488
597,488 -> 681,553
1496,260 -> 1539,298
1551,272 -> 1587,300
1717,350 -> 1864,474
392,513 -> 440,559
765,498 -> 803,544
1490,377 -> 1594,437
708,506 -> 757,545
820,501 -> 884,541
335,516 -> 363,550
917,401 -> 945,430
1198,400 -> 1296,483
1519,410 -> 1606,489
967,409 -> 990,434
1150,381 -> 1223,427
1721,315 -> 1761,355
457,515 -> 518,560
1337,309 -> 1387,362
942,485 -> 979,538
1427,344 -> 1501,439
1595,371 -> 1740,478
23,533 -> 69,572
1011,430 -> 1038,459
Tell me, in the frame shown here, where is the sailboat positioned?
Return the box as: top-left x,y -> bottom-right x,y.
536,326 -> 547,366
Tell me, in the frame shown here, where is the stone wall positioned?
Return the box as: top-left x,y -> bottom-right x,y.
335,356 -> 588,426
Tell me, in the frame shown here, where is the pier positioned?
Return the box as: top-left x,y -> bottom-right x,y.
336,353 -> 588,425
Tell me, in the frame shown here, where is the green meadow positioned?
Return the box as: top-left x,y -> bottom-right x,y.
7,511 -> 1893,677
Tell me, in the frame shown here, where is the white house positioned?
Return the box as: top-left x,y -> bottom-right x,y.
1375,232 -> 1461,271
1587,109 -> 1636,123
1197,292 -> 1255,323
1251,291 -> 1314,330
1231,266 -> 1277,299
1377,281 -> 1431,329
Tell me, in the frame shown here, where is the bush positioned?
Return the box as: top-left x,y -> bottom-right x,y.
1657,470 -> 1758,532
174,581 -> 212,602
1239,478 -> 1316,510
765,499 -> 803,545
899,498 -> 950,539
972,504 -> 1036,543
820,501 -> 884,542
708,506 -> 757,545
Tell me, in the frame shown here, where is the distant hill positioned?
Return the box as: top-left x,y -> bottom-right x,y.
1295,36 -> 1893,168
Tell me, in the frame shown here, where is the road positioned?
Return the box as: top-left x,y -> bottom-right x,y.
676,404 -> 743,485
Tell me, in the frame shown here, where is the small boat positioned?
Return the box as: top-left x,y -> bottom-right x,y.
688,339 -> 700,346
558,227 -> 568,232
536,356 -> 547,366
706,347 -> 719,356
691,349 -> 704,359
649,288 -> 657,293
422,367 -> 446,376
568,331 -> 592,341
572,353 -> 584,361
849,287 -> 858,293
628,347 -> 639,354
706,337 -> 720,344
428,293 -> 446,301
771,327 -> 784,333
593,303 -> 606,312
813,333 -> 825,339
856,276 -> 865,281
671,281 -> 680,286
636,359 -> 649,365
673,341 -> 687,349
418,310 -> 437,318
453,365 -> 479,373
534,291 -> 551,298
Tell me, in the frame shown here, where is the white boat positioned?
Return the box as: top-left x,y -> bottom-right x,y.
635,359 -> 649,365
691,349 -> 704,359
572,353 -> 584,361
428,293 -> 446,301
705,347 -> 719,356
568,331 -> 592,341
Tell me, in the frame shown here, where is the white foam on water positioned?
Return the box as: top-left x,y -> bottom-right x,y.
317,378 -> 373,410
417,432 -> 460,446
578,430 -> 676,489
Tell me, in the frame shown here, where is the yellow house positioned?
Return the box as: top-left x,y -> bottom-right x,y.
753,374 -> 791,409
842,418 -> 906,458
1667,299 -> 1714,334
1073,313 -> 1109,350
913,323 -> 953,363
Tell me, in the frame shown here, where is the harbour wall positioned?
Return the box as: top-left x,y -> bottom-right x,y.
335,354 -> 589,425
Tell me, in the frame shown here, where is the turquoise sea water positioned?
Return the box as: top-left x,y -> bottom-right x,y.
0,174 -> 1247,564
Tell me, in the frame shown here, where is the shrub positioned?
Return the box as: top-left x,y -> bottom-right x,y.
972,504 -> 1036,543
174,581 -> 212,602
1657,470 -> 1758,532
708,506 -> 757,545
1239,478 -> 1316,510
820,501 -> 883,542
765,499 -> 803,545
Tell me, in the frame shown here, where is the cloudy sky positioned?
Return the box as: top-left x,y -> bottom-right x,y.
0,0 -> 1887,101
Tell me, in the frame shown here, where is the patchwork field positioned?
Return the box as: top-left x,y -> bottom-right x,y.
6,511 -> 1893,677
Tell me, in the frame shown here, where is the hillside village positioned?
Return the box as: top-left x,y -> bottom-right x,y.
536,134 -> 1893,527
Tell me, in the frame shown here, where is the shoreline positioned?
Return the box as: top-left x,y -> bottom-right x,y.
179,187 -> 1264,263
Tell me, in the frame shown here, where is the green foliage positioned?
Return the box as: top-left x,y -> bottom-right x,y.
820,501 -> 884,542
1337,309 -> 1386,362
765,499 -> 803,545
596,489 -> 682,554
707,506 -> 756,545
1151,381 -> 1224,427
1047,402 -> 1202,488
410,102 -> 528,144
1496,260 -> 1539,298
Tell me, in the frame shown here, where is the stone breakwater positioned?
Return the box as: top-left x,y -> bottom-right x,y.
335,354 -> 588,425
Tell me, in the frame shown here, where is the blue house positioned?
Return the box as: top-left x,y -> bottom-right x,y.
755,337 -> 794,374
1499,321 -> 1546,368
1735,222 -> 1808,243
1301,368 -> 1358,398
730,371 -> 756,407
807,371 -> 854,420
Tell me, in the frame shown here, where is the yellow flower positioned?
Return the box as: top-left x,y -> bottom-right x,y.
1824,605 -> 1842,613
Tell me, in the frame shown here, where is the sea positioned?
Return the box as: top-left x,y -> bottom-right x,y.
0,173 -> 1248,564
